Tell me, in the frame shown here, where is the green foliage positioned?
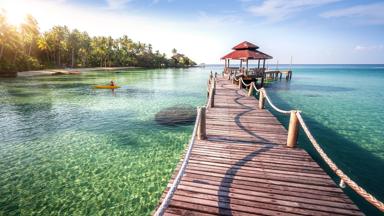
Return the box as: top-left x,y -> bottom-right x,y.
0,12 -> 196,76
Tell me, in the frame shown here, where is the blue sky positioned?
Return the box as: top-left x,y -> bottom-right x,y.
1,0 -> 383,64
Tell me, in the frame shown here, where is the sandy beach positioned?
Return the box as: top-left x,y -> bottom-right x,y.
17,67 -> 137,77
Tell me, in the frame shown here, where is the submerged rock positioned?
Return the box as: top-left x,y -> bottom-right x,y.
155,105 -> 196,126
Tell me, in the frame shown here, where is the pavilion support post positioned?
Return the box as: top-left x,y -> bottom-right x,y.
248,82 -> 254,96
287,111 -> 299,148
246,59 -> 249,75
262,59 -> 266,70
259,89 -> 265,109
197,107 -> 207,140
261,77 -> 265,87
258,60 -> 260,69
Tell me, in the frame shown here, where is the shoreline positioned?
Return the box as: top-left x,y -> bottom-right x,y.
16,67 -> 138,77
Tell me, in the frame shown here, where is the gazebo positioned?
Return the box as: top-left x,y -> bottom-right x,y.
221,41 -> 272,77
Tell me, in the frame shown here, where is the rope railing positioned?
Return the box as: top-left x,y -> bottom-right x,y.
153,108 -> 202,216
233,75 -> 240,82
240,77 -> 252,87
296,112 -> 384,212
232,75 -> 291,115
251,82 -> 260,93
228,73 -> 384,212
262,90 -> 292,115
154,76 -> 216,216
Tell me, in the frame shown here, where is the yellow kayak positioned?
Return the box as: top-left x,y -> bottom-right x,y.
95,85 -> 120,89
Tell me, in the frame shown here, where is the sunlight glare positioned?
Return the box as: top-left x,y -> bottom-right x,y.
1,0 -> 36,26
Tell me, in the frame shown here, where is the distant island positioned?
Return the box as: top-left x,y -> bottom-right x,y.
0,13 -> 196,77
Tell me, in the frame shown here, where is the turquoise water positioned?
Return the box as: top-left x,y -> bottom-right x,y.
0,68 -> 210,215
0,65 -> 383,215
265,65 -> 384,215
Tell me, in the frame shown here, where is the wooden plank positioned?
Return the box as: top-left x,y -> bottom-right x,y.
153,77 -> 362,215
173,185 -> 362,215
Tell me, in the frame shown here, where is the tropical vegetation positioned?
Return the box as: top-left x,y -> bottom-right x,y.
0,12 -> 196,76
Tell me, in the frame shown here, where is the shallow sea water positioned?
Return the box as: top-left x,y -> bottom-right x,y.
0,68 -> 209,215
266,65 -> 384,215
0,65 -> 383,215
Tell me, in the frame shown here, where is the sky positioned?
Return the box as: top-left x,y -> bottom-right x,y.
1,0 -> 383,64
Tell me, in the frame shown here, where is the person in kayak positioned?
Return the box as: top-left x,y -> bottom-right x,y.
110,80 -> 115,86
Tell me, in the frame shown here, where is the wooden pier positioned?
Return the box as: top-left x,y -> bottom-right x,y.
154,76 -> 363,216
264,70 -> 292,80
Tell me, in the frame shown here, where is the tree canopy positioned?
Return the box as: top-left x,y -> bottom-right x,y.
0,12 -> 196,76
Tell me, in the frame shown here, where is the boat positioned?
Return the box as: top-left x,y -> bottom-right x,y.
94,85 -> 120,89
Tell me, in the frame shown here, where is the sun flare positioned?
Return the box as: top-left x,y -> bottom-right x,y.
1,0 -> 36,25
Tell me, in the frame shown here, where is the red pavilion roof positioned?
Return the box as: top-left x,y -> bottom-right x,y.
232,41 -> 259,50
222,41 -> 272,60
221,49 -> 272,60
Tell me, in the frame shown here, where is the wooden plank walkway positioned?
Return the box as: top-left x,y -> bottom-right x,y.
156,77 -> 362,216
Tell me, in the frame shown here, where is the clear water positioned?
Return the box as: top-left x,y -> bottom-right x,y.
0,68 -> 210,215
265,64 -> 384,215
0,65 -> 383,215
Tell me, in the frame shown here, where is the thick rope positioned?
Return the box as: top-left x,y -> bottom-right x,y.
240,77 -> 251,87
296,112 -> 384,212
252,82 -> 261,93
233,75 -> 239,82
153,108 -> 202,216
262,89 -> 291,114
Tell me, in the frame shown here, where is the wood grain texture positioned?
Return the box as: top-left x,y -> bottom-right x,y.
155,77 -> 363,216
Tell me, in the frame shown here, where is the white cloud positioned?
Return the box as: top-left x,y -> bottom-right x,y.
248,0 -> 340,22
321,2 -> 384,25
354,45 -> 383,51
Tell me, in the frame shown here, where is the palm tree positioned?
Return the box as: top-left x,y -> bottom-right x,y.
68,29 -> 82,67
37,34 -> 50,62
172,48 -> 177,56
21,14 -> 39,56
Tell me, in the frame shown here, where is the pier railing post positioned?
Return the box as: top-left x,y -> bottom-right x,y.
258,89 -> 265,109
197,107 -> 207,140
287,111 -> 299,148
239,78 -> 242,89
248,82 -> 254,96
210,84 -> 215,108
213,79 -> 216,95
